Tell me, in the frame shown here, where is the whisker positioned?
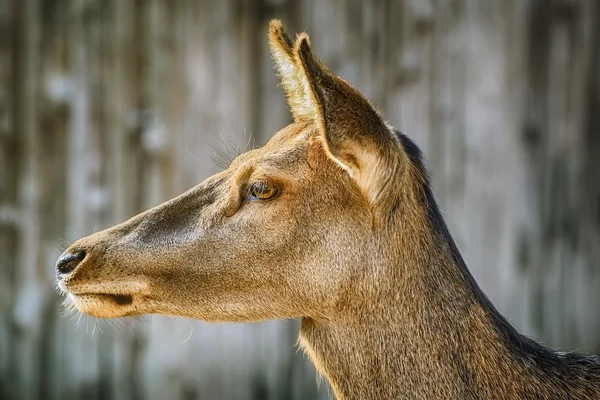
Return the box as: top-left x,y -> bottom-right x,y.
57,238 -> 71,247
114,320 -> 128,337
96,320 -> 105,334
136,315 -> 150,325
106,319 -> 124,337
120,317 -> 145,335
91,319 -> 97,338
180,322 -> 194,344
210,142 -> 234,169
186,148 -> 201,161
60,296 -> 78,319
243,128 -> 254,153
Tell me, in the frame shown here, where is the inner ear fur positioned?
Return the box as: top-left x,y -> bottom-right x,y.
268,20 -> 314,122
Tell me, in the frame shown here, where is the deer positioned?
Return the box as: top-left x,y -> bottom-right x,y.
55,20 -> 600,399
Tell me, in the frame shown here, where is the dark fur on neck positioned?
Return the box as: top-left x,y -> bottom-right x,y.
299,132 -> 600,400
397,131 -> 600,397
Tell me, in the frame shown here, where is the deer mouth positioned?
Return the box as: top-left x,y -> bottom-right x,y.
58,280 -> 148,318
75,293 -> 133,305
64,292 -> 139,318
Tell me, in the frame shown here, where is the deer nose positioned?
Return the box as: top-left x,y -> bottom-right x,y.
56,250 -> 86,275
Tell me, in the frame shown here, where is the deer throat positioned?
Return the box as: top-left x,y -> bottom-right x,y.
296,247 -> 526,400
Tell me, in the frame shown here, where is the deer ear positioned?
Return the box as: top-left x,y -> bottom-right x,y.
291,33 -> 401,204
268,20 -> 315,122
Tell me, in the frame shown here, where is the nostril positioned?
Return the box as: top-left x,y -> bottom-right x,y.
56,250 -> 86,275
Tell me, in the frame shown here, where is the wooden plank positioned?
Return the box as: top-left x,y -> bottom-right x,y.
461,0 -> 520,313
0,1 -> 15,398
11,0 -> 43,398
530,0 -> 599,349
385,0 -> 434,154
62,1 -> 103,398
36,1 -> 72,397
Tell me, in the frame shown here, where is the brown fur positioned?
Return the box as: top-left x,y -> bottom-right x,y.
56,20 -> 600,399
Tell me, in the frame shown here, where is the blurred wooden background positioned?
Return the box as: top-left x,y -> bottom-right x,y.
1,0 -> 599,399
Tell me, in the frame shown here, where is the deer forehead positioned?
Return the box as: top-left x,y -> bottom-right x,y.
227,124 -> 320,179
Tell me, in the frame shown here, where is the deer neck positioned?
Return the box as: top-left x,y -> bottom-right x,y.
299,216 -> 526,399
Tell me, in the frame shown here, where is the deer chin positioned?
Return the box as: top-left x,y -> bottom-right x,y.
59,280 -> 150,318
65,293 -> 139,318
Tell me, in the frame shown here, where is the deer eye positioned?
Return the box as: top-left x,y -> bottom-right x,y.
249,181 -> 279,200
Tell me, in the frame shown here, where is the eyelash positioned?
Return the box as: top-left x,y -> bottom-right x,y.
247,180 -> 279,201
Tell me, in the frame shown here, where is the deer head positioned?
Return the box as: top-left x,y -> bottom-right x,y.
56,20 -> 419,323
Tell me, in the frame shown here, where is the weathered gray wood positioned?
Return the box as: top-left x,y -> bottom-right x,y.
0,2 -> 13,398
0,0 -> 15,399
11,1 -> 44,399
2,1 -> 599,399
520,0 -> 600,352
